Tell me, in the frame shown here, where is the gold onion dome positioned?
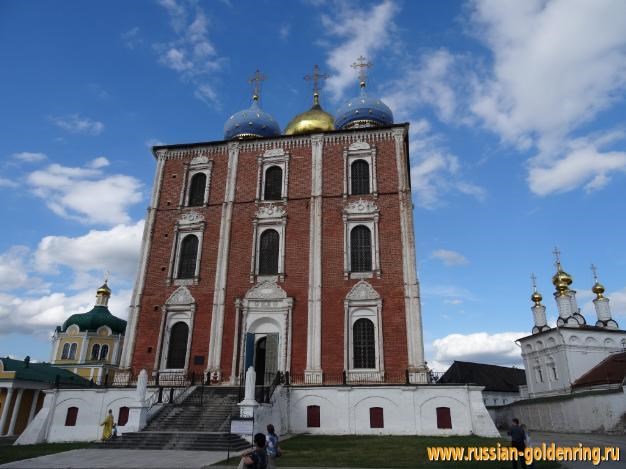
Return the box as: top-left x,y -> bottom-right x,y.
531,291 -> 543,305
284,93 -> 335,135
552,267 -> 573,287
592,281 -> 605,298
97,280 -> 111,296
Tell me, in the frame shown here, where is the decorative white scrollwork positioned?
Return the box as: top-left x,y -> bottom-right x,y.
346,280 -> 380,301
179,211 -> 204,225
256,204 -> 286,219
344,198 -> 378,215
166,286 -> 195,305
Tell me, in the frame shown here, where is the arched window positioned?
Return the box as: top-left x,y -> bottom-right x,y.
99,344 -> 109,361
166,322 -> 189,369
436,407 -> 452,429
118,406 -> 129,426
264,166 -> 283,200
353,318 -> 375,369
69,343 -> 78,360
65,407 -> 78,426
177,235 -> 199,279
91,344 -> 100,361
351,160 -> 370,195
188,173 -> 206,206
259,229 -> 279,275
350,225 -> 372,272
61,343 -> 70,359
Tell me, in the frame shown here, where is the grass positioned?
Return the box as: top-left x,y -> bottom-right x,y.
0,442 -> 92,465
214,435 -> 561,468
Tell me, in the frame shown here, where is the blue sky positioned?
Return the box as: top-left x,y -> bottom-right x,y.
1,0 -> 626,370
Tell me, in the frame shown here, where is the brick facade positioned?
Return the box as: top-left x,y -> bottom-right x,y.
127,124 -> 423,383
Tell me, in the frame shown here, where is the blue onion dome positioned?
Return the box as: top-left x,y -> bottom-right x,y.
335,81 -> 394,130
224,95 -> 281,140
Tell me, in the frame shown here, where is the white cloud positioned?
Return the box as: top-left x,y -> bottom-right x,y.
50,114 -> 104,136
432,249 -> 469,266
121,26 -> 142,50
27,160 -> 143,226
145,138 -> 166,148
322,0 -> 398,101
432,331 -> 525,368
0,177 -> 18,188
34,221 -> 144,284
12,152 -> 47,163
0,246 -> 34,291
154,0 -> 223,105
528,132 -> 626,195
279,24 -> 290,40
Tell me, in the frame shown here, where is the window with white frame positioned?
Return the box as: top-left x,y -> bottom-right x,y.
180,155 -> 213,207
256,148 -> 289,202
250,204 -> 286,282
158,286 -> 195,371
343,199 -> 380,279
91,344 -> 100,360
344,280 -> 384,377
343,141 -> 377,197
168,212 -> 205,286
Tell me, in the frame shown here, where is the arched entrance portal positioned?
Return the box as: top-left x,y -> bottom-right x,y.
254,337 -> 267,384
245,333 -> 279,386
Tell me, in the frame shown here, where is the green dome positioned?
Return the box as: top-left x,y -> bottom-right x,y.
61,305 -> 126,335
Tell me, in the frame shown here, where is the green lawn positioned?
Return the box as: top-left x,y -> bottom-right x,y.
0,442 -> 92,465
215,435 -> 561,468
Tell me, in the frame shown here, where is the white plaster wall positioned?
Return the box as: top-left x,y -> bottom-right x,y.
493,386 -> 626,434
483,391 -> 522,407
16,388 -> 156,444
286,385 -> 498,437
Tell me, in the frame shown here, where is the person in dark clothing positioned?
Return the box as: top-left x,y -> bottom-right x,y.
507,418 -> 527,469
242,432 -> 268,469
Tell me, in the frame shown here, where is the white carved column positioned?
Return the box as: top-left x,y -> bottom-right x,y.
120,150 -> 167,369
305,134 -> 323,383
207,142 -> 240,380
27,390 -> 40,423
392,128 -> 427,382
7,388 -> 24,436
0,387 -> 14,436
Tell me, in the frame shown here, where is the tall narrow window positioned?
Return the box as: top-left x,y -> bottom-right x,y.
307,405 -> 320,428
177,235 -> 199,279
118,407 -> 129,426
91,344 -> 100,361
65,407 -> 78,426
99,344 -> 109,361
166,322 -> 189,369
436,407 -> 452,429
353,318 -> 375,368
264,166 -> 283,200
188,173 -> 206,206
61,343 -> 70,359
259,229 -> 279,275
350,226 -> 372,272
351,160 -> 370,195
69,343 -> 78,360
369,407 -> 384,428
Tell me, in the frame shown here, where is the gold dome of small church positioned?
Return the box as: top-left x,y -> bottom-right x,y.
285,92 -> 335,135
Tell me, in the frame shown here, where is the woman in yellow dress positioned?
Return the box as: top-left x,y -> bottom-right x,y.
100,409 -> 114,441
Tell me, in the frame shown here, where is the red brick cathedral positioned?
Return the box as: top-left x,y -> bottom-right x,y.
119,63 -> 428,385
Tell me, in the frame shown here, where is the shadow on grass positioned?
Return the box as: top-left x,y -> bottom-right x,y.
213,435 -> 561,468
0,442 -> 92,465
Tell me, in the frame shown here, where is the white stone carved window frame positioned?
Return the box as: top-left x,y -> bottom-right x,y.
167,211 -> 205,286
179,155 -> 213,207
250,204 -> 287,283
344,280 -> 384,381
343,141 -> 378,198
256,148 -> 290,202
156,286 -> 196,372
343,199 -> 381,279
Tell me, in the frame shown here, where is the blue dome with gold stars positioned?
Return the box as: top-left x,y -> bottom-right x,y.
224,96 -> 281,140
335,84 -> 394,130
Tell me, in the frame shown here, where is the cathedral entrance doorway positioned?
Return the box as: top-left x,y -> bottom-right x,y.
244,333 -> 279,386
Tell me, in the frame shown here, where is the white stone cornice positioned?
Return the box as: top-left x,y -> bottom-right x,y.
190,155 -> 209,165
256,203 -> 286,219
166,286 -> 195,306
349,141 -> 370,151
245,280 -> 287,300
178,211 -> 204,225
346,280 -> 380,301
344,198 -> 378,215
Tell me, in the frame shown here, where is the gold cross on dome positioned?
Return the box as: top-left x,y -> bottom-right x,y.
552,246 -> 561,269
530,273 -> 537,291
591,263 -> 598,282
248,69 -> 266,99
304,64 -> 328,95
351,55 -> 372,85
104,269 -> 110,283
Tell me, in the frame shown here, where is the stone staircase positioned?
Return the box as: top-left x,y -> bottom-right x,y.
106,386 -> 250,451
